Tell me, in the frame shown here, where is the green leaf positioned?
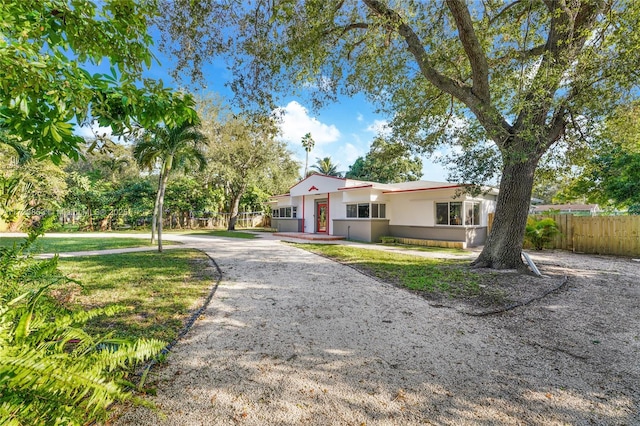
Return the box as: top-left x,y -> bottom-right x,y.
19,98 -> 28,116
49,125 -> 62,143
15,311 -> 32,342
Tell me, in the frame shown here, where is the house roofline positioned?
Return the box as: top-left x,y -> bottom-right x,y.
337,184 -> 374,191
382,184 -> 463,194
288,173 -> 346,191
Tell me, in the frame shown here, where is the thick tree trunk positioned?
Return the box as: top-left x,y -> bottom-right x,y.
99,211 -> 113,231
227,194 -> 242,231
472,158 -> 538,270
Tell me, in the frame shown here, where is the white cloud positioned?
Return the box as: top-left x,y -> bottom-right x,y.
356,113 -> 364,122
365,119 -> 391,136
342,143 -> 363,168
75,123 -> 114,139
276,101 -> 341,145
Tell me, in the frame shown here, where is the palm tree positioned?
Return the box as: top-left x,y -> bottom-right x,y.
301,133 -> 315,178
311,156 -> 342,177
133,121 -> 208,252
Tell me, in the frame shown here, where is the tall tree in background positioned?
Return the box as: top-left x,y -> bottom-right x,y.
555,102 -> 640,213
346,136 -> 422,183
133,122 -> 208,251
311,157 -> 342,177
159,0 -> 640,270
198,97 -> 299,231
301,133 -> 315,178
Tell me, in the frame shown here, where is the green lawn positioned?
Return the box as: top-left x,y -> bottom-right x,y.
379,243 -> 470,255
0,237 -> 175,253
56,249 -> 216,342
292,243 -> 482,298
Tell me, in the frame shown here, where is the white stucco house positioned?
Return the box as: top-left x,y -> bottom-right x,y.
269,173 -> 498,247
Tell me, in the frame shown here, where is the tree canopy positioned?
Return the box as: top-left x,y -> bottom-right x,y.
311,156 -> 342,177
0,0 -> 197,163
198,97 -> 299,230
159,0 -> 640,269
555,102 -> 640,213
134,121 -> 208,250
346,136 -> 422,183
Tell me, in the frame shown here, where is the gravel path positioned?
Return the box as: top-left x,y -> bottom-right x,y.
112,237 -> 639,425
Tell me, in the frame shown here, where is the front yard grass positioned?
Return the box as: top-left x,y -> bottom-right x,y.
56,249 -> 216,342
292,243 -> 482,299
0,236 -> 176,253
379,242 -> 470,255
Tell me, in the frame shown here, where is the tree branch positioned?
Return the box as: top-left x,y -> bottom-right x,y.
361,0 -> 512,146
545,106 -> 567,152
492,44 -> 546,64
445,0 -> 490,102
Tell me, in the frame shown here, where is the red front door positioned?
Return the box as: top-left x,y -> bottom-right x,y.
317,202 -> 328,233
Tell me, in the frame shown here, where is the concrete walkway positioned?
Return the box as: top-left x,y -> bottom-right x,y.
0,231 -> 477,260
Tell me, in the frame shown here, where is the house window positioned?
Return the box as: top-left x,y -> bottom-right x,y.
346,203 -> 373,218
371,203 -> 386,218
273,207 -> 296,218
357,203 -> 369,218
436,201 -> 463,225
436,201 -> 481,226
465,202 -> 480,225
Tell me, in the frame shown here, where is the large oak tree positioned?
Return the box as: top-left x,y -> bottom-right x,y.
198,98 -> 299,231
159,0 -> 640,269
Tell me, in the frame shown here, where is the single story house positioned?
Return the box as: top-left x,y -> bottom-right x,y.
269,173 -> 498,247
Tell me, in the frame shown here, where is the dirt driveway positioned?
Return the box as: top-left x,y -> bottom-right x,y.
115,237 -> 640,425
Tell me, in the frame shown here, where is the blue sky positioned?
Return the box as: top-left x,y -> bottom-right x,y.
79,31 -> 449,181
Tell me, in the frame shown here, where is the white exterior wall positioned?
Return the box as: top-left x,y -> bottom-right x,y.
387,194 -> 433,226
387,188 -> 460,226
341,188 -> 373,203
481,197 -> 497,227
298,193 -> 334,233
273,175 -> 497,235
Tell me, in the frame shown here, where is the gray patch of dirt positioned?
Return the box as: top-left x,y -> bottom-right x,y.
113,241 -> 640,426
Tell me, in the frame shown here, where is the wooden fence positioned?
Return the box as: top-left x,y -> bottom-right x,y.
488,213 -> 640,256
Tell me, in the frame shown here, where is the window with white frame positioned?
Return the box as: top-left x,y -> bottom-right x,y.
465,202 -> 480,225
436,201 -> 480,226
346,203 -> 386,218
372,203 -> 386,218
272,207 -> 296,218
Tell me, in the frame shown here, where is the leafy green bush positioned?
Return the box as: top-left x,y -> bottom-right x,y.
524,216 -> 560,250
0,221 -> 164,425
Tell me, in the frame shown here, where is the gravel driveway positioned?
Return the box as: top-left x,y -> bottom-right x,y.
114,236 -> 640,425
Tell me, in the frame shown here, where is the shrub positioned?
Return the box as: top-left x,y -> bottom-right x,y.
524,216 -> 560,250
0,220 -> 164,425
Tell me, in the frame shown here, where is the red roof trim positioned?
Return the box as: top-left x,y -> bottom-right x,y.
288,173 -> 347,191
337,184 -> 374,191
382,184 -> 463,194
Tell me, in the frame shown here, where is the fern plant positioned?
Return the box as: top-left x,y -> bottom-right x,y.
524,216 -> 560,250
0,220 -> 165,425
